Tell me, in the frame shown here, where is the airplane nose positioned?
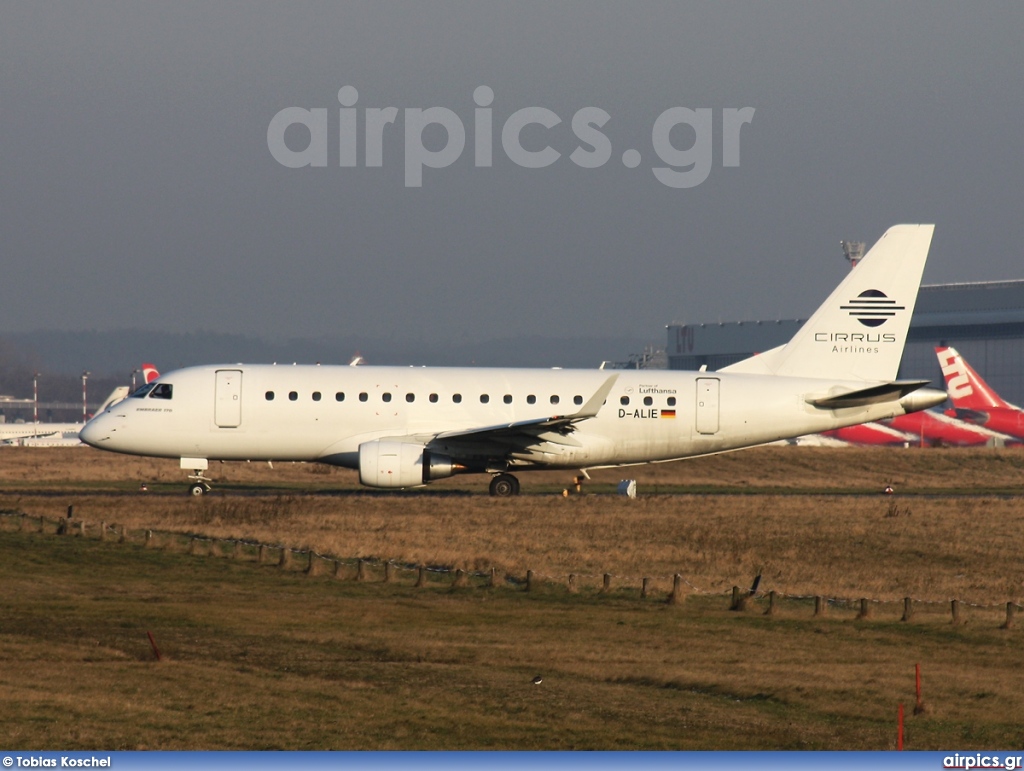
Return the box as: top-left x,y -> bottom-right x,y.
79,416 -> 110,448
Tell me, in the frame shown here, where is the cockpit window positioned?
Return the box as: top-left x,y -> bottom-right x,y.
129,383 -> 156,399
149,383 -> 173,400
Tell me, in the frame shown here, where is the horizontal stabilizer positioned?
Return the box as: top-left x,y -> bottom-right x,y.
808,380 -> 932,409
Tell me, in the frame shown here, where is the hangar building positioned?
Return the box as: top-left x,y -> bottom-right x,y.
666,280 -> 1024,407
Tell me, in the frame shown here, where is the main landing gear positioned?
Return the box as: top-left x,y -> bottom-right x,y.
488,473 -> 520,497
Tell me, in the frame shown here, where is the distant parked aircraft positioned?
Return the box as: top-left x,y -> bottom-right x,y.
937,346 -> 1024,441
822,421 -> 917,446
882,409 -> 1016,447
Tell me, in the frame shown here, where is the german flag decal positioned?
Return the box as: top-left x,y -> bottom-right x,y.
661,410 -> 676,418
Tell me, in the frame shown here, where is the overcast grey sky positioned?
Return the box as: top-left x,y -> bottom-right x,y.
2,2 -> 1023,349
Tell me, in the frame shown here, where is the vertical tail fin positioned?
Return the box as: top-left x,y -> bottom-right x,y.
142,363 -> 160,384
936,346 -> 1010,409
721,224 -> 934,382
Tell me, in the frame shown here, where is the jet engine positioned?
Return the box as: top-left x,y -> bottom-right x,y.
358,439 -> 457,488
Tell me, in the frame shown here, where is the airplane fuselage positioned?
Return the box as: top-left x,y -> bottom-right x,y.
83,364 -> 934,475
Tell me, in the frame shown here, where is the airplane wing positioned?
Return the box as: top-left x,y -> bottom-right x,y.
392,375 -> 619,464
433,374 -> 619,442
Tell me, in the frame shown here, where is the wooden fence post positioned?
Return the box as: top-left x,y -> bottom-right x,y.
667,574 -> 684,606
278,547 -> 291,569
601,573 -> 612,594
731,586 -> 747,611
452,569 -> 466,588
305,550 -> 316,575
99,522 -> 107,541
526,570 -> 534,592
951,599 -> 962,626
814,596 -> 827,616
901,597 -> 914,622
356,559 -> 367,581
764,590 -> 776,616
333,560 -> 343,579
384,562 -> 393,583
568,574 -> 578,594
415,566 -> 426,588
641,577 -> 650,599
145,529 -> 153,548
77,520 -> 86,537
1001,602 -> 1016,630
488,567 -> 496,588
119,525 -> 128,544
856,598 -> 871,620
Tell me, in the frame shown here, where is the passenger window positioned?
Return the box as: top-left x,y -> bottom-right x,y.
312,391 -> 322,401
429,393 -> 438,403
453,394 -> 462,403
644,396 -> 653,406
359,392 -> 368,402
336,392 -> 345,402
382,393 -> 392,402
406,393 -> 415,403
573,395 -> 583,405
150,384 -> 173,400
480,394 -> 490,404
527,394 -> 536,405
550,395 -> 560,405
667,396 -> 676,407
266,391 -> 275,401
620,396 -> 630,405
503,394 -> 512,404
289,391 -> 298,401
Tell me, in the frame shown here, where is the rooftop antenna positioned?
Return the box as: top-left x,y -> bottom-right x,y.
841,240 -> 865,270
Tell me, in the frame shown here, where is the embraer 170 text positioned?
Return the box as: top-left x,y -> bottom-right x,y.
81,225 -> 946,496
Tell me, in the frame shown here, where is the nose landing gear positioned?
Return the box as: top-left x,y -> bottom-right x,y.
188,471 -> 213,496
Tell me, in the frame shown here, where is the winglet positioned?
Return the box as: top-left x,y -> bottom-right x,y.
571,374 -> 619,420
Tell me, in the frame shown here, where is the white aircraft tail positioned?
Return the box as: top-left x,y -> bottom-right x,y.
721,224 -> 934,382
94,386 -> 130,415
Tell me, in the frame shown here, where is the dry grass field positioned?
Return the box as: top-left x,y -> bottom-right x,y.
2,445 -> 1024,749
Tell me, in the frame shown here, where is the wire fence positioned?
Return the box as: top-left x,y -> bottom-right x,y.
3,508 -> 1021,628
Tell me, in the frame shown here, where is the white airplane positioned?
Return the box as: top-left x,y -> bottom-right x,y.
81,225 -> 946,496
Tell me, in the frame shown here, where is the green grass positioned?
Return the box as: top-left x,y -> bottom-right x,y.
3,527 -> 1024,750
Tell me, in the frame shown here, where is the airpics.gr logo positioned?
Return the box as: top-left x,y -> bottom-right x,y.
840,289 -> 906,328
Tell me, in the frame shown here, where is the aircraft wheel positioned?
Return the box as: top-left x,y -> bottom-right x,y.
188,483 -> 207,497
489,473 -> 520,497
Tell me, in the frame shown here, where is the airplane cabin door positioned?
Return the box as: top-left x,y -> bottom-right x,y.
215,369 -> 242,428
695,377 -> 720,435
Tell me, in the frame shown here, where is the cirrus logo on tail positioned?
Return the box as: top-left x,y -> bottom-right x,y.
841,289 -> 906,327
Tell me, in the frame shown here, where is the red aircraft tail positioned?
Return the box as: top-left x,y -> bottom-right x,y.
935,346 -> 1010,410
142,363 -> 160,384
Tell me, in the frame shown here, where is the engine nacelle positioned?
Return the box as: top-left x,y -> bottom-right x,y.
358,439 -> 457,488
